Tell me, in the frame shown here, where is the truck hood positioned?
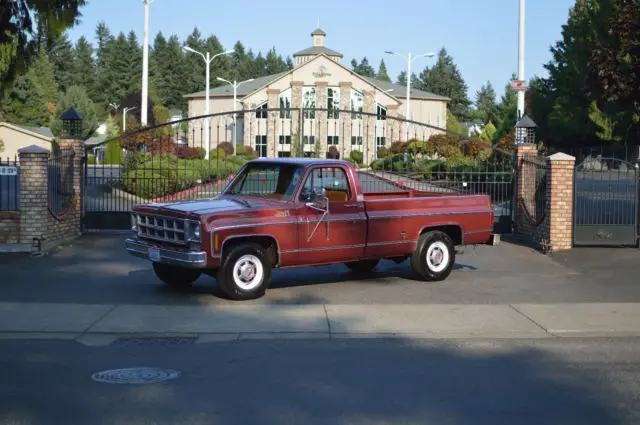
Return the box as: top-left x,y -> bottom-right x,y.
133,196 -> 288,219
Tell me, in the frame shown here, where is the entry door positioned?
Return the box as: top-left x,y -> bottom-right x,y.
297,166 -> 367,264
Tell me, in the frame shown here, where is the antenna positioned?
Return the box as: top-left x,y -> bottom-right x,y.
317,16 -> 320,28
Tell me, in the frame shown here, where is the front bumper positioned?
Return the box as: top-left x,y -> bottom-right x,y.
124,238 -> 207,268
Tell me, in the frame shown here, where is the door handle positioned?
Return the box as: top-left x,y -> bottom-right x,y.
345,203 -> 363,208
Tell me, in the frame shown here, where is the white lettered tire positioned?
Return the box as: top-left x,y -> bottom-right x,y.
411,230 -> 456,281
217,242 -> 272,300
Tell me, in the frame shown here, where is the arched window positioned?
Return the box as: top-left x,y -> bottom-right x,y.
255,102 -> 267,119
350,89 -> 363,120
279,88 -> 291,119
327,87 -> 340,119
303,87 -> 316,119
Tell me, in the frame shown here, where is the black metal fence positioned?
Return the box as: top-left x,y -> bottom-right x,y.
48,147 -> 75,216
84,108 -> 515,232
518,154 -> 547,227
0,156 -> 19,212
573,157 -> 639,246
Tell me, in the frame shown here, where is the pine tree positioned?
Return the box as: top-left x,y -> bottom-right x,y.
50,85 -> 98,139
376,59 -> 390,82
72,36 -> 95,94
473,81 -> 499,124
418,47 -> 471,120
48,33 -> 75,92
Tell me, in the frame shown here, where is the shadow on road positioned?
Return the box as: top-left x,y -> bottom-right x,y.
0,302 -> 634,424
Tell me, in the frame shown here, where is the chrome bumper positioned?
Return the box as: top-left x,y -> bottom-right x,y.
124,238 -> 207,268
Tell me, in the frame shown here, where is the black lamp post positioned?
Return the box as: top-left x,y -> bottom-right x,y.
515,114 -> 537,145
60,107 -> 84,139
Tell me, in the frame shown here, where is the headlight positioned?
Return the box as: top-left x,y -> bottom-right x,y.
194,225 -> 200,239
188,221 -> 201,242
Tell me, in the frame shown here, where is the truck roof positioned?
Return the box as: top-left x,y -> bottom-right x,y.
249,158 -> 353,167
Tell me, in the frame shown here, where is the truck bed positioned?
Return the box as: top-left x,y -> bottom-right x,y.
361,190 -> 494,258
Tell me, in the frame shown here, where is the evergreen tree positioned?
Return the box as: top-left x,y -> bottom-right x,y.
352,57 -> 375,77
183,27 -> 207,94
418,48 -> 471,120
494,74 -> 519,142
376,59 -> 390,81
48,33 -> 75,92
50,85 -> 98,139
473,81 -> 499,124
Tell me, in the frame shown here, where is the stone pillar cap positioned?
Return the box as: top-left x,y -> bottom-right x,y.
18,145 -> 49,154
546,152 -> 576,161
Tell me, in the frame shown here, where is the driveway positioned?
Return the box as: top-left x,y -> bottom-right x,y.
1,234 -> 640,306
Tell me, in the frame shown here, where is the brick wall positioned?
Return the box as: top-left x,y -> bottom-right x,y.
0,141 -> 83,252
514,144 -> 576,252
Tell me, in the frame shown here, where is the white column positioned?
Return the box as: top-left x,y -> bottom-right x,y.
517,0 -> 526,120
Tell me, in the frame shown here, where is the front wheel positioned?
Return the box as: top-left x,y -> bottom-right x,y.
217,243 -> 272,301
152,263 -> 201,288
411,231 -> 456,281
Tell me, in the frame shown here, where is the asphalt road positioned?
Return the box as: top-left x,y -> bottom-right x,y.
2,234 -> 640,306
0,337 -> 639,425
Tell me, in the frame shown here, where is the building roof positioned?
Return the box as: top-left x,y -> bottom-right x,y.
14,124 -> 54,139
311,28 -> 327,36
184,68 -> 449,102
292,46 -> 343,58
183,72 -> 289,99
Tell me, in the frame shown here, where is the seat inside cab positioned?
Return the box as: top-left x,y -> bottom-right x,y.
325,188 -> 349,202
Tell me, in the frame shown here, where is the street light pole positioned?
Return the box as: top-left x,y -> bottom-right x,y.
385,50 -> 435,136
183,47 -> 233,159
122,106 -> 137,132
517,0 -> 526,120
216,77 -> 255,155
141,0 -> 153,127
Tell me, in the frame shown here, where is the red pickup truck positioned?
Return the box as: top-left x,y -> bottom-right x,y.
125,158 -> 497,300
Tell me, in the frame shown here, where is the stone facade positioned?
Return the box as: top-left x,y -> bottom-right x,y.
0,141 -> 83,253
514,144 -> 576,253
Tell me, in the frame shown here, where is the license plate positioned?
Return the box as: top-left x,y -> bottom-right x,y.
148,247 -> 161,262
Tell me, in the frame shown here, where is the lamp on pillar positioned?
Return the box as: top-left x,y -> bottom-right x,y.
60,107 -> 84,139
514,114 -> 537,145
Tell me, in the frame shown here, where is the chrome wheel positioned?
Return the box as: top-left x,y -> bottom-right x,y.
426,241 -> 449,273
232,254 -> 264,291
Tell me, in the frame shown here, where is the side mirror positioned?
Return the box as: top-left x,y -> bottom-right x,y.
305,189 -> 329,212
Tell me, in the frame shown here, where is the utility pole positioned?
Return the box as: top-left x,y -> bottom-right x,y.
517,0 -> 526,120
141,0 -> 153,127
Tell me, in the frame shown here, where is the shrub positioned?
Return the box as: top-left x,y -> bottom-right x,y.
104,140 -> 122,165
390,141 -> 407,154
496,129 -> 515,152
326,145 -> 340,159
175,146 -> 206,159
407,139 -> 428,155
376,146 -> 390,159
461,138 -> 492,161
217,142 -> 234,156
148,136 -> 177,156
236,144 -> 257,159
87,154 -> 96,165
349,150 -> 364,165
427,133 -> 460,157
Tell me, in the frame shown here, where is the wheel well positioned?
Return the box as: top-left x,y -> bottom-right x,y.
420,225 -> 463,246
221,235 -> 280,266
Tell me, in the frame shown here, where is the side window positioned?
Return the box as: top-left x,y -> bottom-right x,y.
300,167 -> 351,202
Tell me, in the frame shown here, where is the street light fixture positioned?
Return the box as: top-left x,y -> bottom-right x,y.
122,106 -> 137,132
216,77 -> 255,155
182,46 -> 234,159
385,50 -> 435,135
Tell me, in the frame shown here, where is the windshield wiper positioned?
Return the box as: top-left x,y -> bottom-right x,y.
230,196 -> 252,208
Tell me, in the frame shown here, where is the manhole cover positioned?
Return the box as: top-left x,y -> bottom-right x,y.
91,367 -> 180,384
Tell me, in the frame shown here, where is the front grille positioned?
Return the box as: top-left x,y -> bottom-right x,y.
134,213 -> 188,245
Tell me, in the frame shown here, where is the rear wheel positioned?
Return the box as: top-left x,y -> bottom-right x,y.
217,243 -> 272,301
411,231 -> 455,281
345,259 -> 380,275
152,263 -> 201,288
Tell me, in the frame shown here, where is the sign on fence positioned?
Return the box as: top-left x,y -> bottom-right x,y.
0,166 -> 18,176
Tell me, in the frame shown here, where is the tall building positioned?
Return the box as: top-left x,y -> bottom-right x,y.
184,28 -> 450,163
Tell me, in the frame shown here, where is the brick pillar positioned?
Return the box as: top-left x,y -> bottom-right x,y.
363,90 -> 375,166
316,81 -> 328,159
266,88 -> 280,158
514,143 -> 541,245
546,153 -> 576,252
339,82 -> 352,160
18,145 -> 49,245
57,138 -> 83,237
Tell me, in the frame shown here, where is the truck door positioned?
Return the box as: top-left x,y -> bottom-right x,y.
297,166 -> 367,265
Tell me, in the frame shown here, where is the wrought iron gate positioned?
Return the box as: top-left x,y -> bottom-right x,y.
82,108 -> 515,233
573,157 -> 639,247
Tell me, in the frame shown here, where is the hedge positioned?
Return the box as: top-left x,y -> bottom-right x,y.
120,155 -> 240,199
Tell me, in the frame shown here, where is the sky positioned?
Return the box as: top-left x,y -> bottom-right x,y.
66,0 -> 576,102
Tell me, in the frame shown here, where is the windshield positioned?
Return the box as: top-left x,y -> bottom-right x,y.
224,163 -> 304,200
